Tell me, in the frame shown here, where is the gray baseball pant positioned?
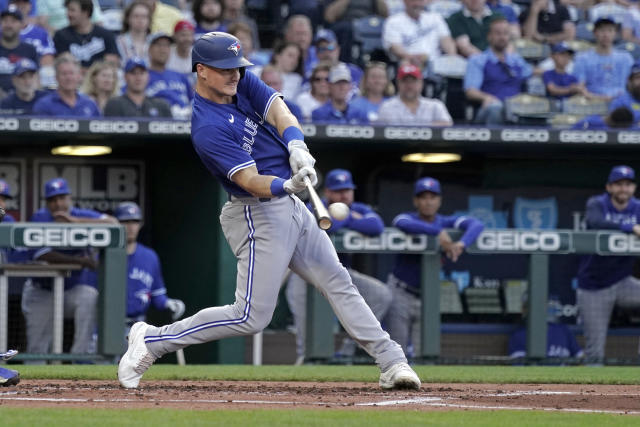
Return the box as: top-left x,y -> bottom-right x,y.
21,281 -> 98,362
384,274 -> 422,357
285,268 -> 392,358
143,195 -> 407,371
577,275 -> 640,361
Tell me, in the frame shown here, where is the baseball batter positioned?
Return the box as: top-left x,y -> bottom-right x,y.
118,32 -> 420,390
386,177 -> 484,356
577,165 -> 640,362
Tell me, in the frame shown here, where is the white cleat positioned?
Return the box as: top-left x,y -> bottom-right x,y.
379,362 -> 421,390
118,322 -> 156,388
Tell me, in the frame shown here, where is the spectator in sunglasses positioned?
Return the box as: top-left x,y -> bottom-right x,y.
309,28 -> 362,99
296,62 -> 331,121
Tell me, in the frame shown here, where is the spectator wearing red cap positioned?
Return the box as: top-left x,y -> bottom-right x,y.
167,19 -> 194,78
376,62 -> 452,125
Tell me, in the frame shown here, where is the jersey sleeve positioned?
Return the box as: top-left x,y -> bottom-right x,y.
237,71 -> 281,121
148,250 -> 169,310
443,215 -> 484,247
584,196 -> 629,231
347,203 -> 384,236
192,124 -> 256,180
393,213 -> 443,235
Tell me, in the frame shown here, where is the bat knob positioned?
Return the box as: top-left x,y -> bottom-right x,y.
319,218 -> 332,230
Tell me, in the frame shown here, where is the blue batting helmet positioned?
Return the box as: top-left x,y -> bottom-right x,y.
191,32 -> 253,73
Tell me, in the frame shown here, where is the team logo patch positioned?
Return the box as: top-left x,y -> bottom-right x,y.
227,41 -> 240,56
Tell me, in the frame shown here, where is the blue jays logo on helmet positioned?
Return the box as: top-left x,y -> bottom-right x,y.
227,41 -> 240,56
191,32 -> 253,72
414,177 -> 441,195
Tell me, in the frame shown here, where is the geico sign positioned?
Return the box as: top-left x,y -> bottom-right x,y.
89,120 -> 139,133
342,230 -> 428,251
500,129 -> 549,142
22,227 -> 111,247
559,131 -> 607,143
326,125 -> 375,139
476,231 -> 562,252
384,127 -> 432,140
29,119 -> 79,132
442,128 -> 491,141
606,234 -> 640,252
0,118 -> 19,130
618,132 -> 640,144
301,124 -> 316,137
148,121 -> 190,134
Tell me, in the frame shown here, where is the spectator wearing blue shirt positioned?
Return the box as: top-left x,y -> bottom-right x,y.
311,63 -> 369,124
146,32 -> 193,120
259,64 -> 303,121
385,177 -> 484,355
349,61 -> 394,123
609,62 -> 640,123
0,5 -> 39,95
11,0 -> 55,66
577,166 -> 640,362
464,17 -> 533,124
21,178 -> 117,361
32,53 -> 100,117
0,58 -> 46,115
572,17 -> 633,102
543,42 -> 584,100
571,106 -> 635,130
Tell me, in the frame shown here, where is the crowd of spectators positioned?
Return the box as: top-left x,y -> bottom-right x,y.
0,0 -> 640,127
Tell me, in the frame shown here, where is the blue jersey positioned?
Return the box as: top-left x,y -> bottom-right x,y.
578,193 -> 640,290
306,199 -> 384,268
311,100 -> 369,124
0,90 -> 48,115
572,49 -> 633,98
348,96 -> 387,123
30,207 -> 103,290
20,24 -> 56,57
508,323 -> 583,358
191,70 -> 291,197
571,115 -> 609,130
542,69 -> 578,99
609,92 -> 640,123
391,212 -> 484,291
32,91 -> 100,117
146,69 -> 193,108
126,243 -> 168,318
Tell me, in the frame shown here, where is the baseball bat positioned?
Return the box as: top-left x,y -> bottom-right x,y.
303,176 -> 332,230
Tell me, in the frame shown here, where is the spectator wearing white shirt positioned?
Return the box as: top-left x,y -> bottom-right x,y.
382,0 -> 456,67
376,62 -> 453,125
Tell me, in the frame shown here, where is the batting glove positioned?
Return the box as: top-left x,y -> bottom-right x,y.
284,166 -> 318,194
166,298 -> 186,320
288,140 -> 315,174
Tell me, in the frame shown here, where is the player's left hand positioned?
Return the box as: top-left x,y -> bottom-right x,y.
166,298 -> 186,320
288,140 -> 315,174
444,241 -> 465,262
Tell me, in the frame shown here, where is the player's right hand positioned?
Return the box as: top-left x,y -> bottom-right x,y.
288,140 -> 315,174
284,166 -> 317,194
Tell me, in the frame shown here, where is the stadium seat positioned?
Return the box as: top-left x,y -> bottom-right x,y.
616,41 -> 640,60
588,3 -> 628,24
351,15 -> 386,67
562,95 -> 608,115
513,39 -> 550,63
426,55 -> 468,120
575,21 -> 595,42
566,39 -> 595,53
430,54 -> 467,79
428,0 -> 462,18
504,94 -> 551,125
550,113 -> 584,128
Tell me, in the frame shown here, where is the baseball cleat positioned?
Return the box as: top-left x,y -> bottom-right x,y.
379,362 -> 421,390
0,367 -> 20,387
118,322 -> 156,388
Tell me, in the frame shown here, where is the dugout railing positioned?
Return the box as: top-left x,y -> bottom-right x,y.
300,228 -> 640,363
0,223 -> 127,361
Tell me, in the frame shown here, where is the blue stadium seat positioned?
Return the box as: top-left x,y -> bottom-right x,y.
575,21 -> 595,42
616,41 -> 640,60
351,15 -> 386,67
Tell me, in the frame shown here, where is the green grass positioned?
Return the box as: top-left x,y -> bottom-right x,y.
0,408 -> 636,427
11,364 -> 640,384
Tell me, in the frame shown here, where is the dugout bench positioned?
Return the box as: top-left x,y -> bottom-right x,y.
0,223 -> 127,362
302,229 -> 640,361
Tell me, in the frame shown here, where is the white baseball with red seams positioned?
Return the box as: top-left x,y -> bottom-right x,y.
328,202 -> 350,220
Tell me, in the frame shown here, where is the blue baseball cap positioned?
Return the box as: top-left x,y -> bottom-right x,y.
414,177 -> 441,195
315,28 -> 337,45
115,201 -> 142,221
608,165 -> 635,183
13,58 -> 37,76
0,179 -> 12,199
44,178 -> 70,199
550,42 -> 574,55
124,57 -> 147,73
325,169 -> 356,191
594,16 -> 618,29
1,4 -> 22,20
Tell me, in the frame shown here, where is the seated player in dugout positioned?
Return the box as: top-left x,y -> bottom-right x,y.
385,177 -> 484,357
114,202 -> 185,342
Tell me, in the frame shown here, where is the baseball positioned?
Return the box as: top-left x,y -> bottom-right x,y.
328,202 -> 349,220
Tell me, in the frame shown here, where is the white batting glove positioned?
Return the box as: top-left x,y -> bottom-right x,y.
288,140 -> 315,174
165,298 -> 186,320
284,166 -> 318,194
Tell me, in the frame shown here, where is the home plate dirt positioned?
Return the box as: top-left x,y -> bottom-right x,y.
1,381 -> 639,414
